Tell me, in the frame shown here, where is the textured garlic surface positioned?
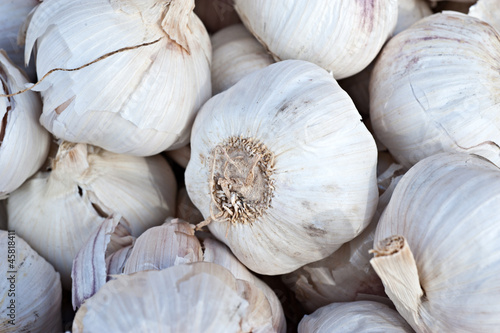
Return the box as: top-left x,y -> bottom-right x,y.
211,24 -> 274,94
370,12 -> 500,168
234,0 -> 398,79
73,262 -> 274,332
7,142 -> 176,288
0,51 -> 50,197
0,231 -> 62,333
186,60 -> 378,275
372,152 -> 500,332
24,0 -> 211,156
298,301 -> 413,333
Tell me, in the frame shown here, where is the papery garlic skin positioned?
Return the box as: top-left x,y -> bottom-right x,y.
370,12 -> 500,168
73,262 -> 274,333
8,142 -> 176,288
186,60 -> 378,275
0,51 -> 50,197
0,0 -> 38,80
395,0 -> 433,35
0,231 -> 62,333
25,0 -> 211,156
469,0 -> 500,33
298,301 -> 413,333
372,152 -> 500,332
211,24 -> 274,94
234,0 -> 398,79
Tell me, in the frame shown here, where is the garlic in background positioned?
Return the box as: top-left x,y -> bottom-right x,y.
371,153 -> 500,332
234,0 -> 398,79
165,145 -> 191,169
370,12 -> 500,169
8,141 -> 177,288
24,0 -> 211,156
0,0 -> 39,80
211,24 -> 274,94
0,51 -> 50,197
186,60 -> 379,275
73,262 -> 274,332
176,187 -> 204,224
298,301 -> 413,333
469,0 -> 500,32
0,231 -> 62,332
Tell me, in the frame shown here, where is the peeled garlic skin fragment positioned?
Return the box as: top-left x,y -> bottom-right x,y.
298,301 -> 413,333
370,12 -> 500,168
373,152 -> 500,332
186,60 -> 378,275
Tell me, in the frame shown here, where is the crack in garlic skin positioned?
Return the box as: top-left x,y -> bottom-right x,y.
209,136 -> 275,225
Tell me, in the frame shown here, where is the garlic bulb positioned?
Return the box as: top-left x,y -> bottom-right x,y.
8,141 -> 177,288
73,262 -> 274,332
165,145 -> 191,169
176,187 -> 204,224
0,230 -> 62,332
395,0 -> 433,35
211,24 -> 274,94
298,301 -> 413,333
194,0 -> 241,34
0,0 -> 38,80
0,50 -> 50,197
469,0 -> 500,33
24,0 -> 211,156
371,152 -> 500,332
234,0 -> 398,79
370,12 -> 500,169
186,60 -> 379,275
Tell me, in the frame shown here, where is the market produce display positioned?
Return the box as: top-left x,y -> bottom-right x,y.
1,0 -> 499,332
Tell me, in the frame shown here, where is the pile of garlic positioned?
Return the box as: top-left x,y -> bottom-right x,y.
2,0 -> 500,331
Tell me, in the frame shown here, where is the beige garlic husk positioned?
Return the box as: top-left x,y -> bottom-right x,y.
234,0 -> 398,79
73,262 -> 274,332
211,24 -> 274,95
7,141 -> 177,288
0,51 -> 50,197
72,218 -> 286,332
24,0 -> 211,156
298,301 -> 413,333
194,0 -> 241,34
282,174 -> 403,313
469,0 -> 500,32
185,60 -> 379,275
0,231 -> 62,332
371,152 -> 500,332
370,12 -> 500,169
0,0 -> 38,80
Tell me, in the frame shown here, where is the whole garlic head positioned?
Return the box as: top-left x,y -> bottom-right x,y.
24,0 -> 211,156
8,141 -> 177,288
0,50 -> 50,197
186,60 -> 379,275
234,0 -> 398,79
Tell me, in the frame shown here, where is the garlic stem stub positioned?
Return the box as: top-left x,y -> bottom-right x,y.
371,152 -> 500,332
185,60 -> 379,275
234,0 -> 398,79
370,11 -> 500,168
0,50 -> 50,197
24,0 -> 212,156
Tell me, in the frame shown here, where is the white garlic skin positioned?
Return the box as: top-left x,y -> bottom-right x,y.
373,152 -> 500,332
469,0 -> 500,33
234,0 -> 398,79
211,24 -> 274,94
370,12 -> 500,169
0,50 -> 50,197
0,231 -> 62,333
186,60 -> 379,275
25,0 -> 211,156
298,301 -> 413,333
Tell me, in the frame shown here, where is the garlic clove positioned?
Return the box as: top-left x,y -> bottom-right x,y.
186,59 -> 379,275
0,50 -> 50,197
234,0 -> 398,79
24,0 -> 212,156
7,141 -> 177,288
211,24 -> 274,94
298,301 -> 413,333
73,262 -> 273,332
469,0 -> 500,33
0,230 -> 62,332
